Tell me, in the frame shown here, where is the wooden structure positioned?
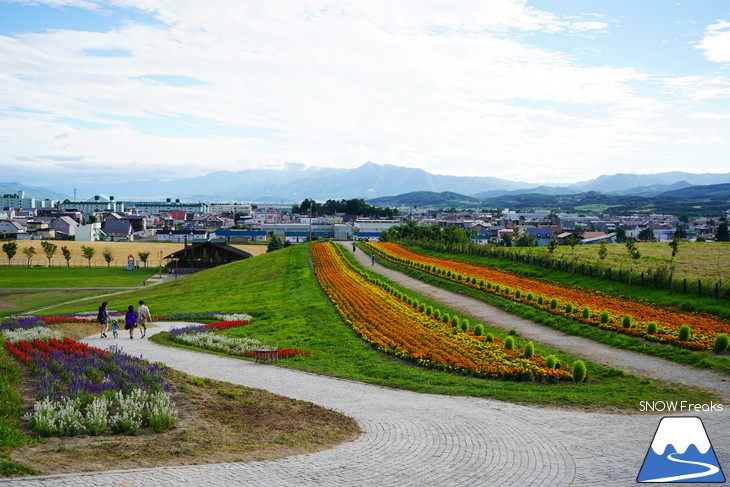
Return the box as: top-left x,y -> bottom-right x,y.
164,241 -> 252,273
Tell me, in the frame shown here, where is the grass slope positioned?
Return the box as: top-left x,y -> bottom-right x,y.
0,266 -> 158,288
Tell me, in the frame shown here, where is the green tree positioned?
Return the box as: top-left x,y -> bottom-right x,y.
22,245 -> 36,266
614,227 -> 626,243
81,245 -> 96,268
102,248 -> 114,267
2,241 -> 18,265
547,236 -> 557,256
267,234 -> 283,253
598,239 -> 608,261
40,240 -> 58,267
638,228 -> 655,242
624,237 -> 641,282
61,246 -> 72,267
716,222 -> 730,242
668,233 -> 681,290
137,251 -> 150,267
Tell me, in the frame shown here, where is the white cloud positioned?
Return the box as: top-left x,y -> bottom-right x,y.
697,20 -> 730,63
678,135 -> 724,144
689,111 -> 730,120
0,0 -> 725,184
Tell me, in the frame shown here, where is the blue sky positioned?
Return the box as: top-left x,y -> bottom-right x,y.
1,0 -> 729,186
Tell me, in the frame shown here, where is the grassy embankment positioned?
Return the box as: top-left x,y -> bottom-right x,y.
40,243 -> 715,409
372,243 -> 730,374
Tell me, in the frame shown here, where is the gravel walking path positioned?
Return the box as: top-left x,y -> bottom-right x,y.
349,244 -> 730,400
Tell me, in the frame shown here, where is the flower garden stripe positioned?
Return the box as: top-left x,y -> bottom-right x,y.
312,242 -> 571,382
364,242 -> 730,351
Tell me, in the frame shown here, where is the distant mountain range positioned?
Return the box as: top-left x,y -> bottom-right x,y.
369,183 -> 730,216
0,182 -> 67,201
4,163 -> 730,207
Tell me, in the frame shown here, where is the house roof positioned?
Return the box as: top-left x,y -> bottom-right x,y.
164,241 -> 253,260
102,220 -> 132,234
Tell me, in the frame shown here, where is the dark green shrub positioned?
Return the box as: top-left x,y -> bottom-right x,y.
478,280 -> 485,287
564,302 -> 573,313
582,306 -> 591,319
486,282 -> 492,289
545,355 -> 556,369
621,315 -> 632,328
572,360 -> 587,383
460,321 -> 468,332
494,284 -> 501,292
714,334 -> 729,354
549,298 -> 559,309
514,289 -> 521,299
504,336 -> 515,350
485,333 -> 494,342
523,342 -> 534,358
599,311 -> 610,324
508,329 -> 520,336
434,309 -> 442,320
451,316 -> 461,328
537,296 -> 544,305
442,313 -> 451,323
426,306 -> 434,316
647,321 -> 658,334
526,292 -> 534,301
418,303 -> 426,313
473,324 -> 484,336
678,324 -> 691,342
503,287 -> 511,295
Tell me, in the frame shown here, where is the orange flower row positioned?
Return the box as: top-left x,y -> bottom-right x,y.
311,242 -> 572,382
365,243 -> 729,350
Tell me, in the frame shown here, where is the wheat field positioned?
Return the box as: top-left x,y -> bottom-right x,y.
2,240 -> 268,267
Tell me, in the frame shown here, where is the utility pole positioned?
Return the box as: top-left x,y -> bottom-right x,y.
73,188 -> 77,201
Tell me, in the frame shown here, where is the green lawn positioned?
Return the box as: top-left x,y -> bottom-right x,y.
0,290 -> 114,319
0,266 -> 159,288
37,244 -> 713,410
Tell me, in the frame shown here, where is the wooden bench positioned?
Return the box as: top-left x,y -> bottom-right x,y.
254,349 -> 279,364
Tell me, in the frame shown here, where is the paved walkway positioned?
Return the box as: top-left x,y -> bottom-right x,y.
3,322 -> 728,487
350,244 -> 730,400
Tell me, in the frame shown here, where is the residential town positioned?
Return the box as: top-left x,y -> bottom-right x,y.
0,190 -> 727,246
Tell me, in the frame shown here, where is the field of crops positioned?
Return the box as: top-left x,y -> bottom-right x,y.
511,241 -> 729,284
2,241 -> 267,267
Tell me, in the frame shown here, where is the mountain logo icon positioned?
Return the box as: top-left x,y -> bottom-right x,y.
637,416 -> 725,483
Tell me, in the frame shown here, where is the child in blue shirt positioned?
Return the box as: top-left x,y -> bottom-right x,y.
124,305 -> 138,339
111,320 -> 119,338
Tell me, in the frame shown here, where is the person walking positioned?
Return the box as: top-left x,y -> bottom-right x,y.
124,305 -> 138,339
371,253 -> 375,266
137,300 -> 152,339
97,301 -> 111,338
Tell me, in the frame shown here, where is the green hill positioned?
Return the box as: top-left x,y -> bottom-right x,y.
367,191 -> 484,208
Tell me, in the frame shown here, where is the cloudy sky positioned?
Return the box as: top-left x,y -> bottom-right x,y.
1,0 -> 729,186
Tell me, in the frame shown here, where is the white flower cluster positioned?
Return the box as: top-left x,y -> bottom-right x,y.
25,397 -> 84,437
26,389 -> 177,437
173,332 -> 265,356
2,326 -> 63,344
213,313 -> 252,322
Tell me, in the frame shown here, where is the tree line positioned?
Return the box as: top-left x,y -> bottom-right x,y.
292,198 -> 398,218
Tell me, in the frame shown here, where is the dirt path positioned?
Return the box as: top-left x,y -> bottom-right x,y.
348,243 -> 730,400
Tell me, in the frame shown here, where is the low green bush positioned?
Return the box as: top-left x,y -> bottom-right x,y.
504,336 -> 515,350
647,321 -> 658,334
714,334 -> 729,354
582,306 -> 591,319
523,342 -> 534,358
678,324 -> 691,342
473,324 -> 484,336
599,311 -> 610,324
572,360 -> 587,383
622,315 -> 632,328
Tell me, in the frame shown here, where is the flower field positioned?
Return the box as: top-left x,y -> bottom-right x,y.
168,320 -> 310,359
364,242 -> 730,351
312,242 -> 573,382
2,318 -> 176,437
